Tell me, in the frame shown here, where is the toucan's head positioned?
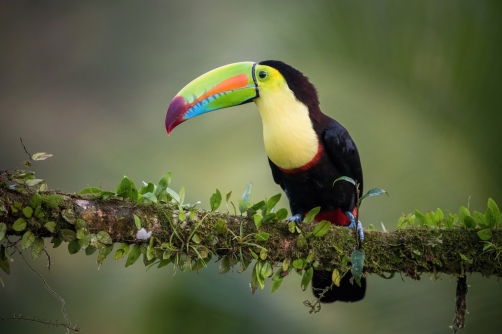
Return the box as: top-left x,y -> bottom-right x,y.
165,60 -> 319,134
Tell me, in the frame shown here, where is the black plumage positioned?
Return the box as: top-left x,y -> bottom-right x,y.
259,60 -> 366,303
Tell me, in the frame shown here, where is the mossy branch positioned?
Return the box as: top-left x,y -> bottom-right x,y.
1,187 -> 501,278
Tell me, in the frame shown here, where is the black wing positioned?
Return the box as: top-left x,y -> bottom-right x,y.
322,120 -> 363,194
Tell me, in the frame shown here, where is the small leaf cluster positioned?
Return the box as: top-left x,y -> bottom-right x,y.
397,198 -> 501,241
7,169 -> 48,193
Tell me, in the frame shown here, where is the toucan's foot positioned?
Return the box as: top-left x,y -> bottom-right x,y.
345,211 -> 364,244
287,214 -> 303,227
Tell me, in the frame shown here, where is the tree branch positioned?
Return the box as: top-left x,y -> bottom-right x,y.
1,187 -> 501,278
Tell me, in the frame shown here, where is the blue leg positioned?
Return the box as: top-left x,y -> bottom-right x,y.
345,211 -> 364,244
287,214 -> 303,227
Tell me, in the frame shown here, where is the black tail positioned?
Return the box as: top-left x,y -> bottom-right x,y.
312,270 -> 366,303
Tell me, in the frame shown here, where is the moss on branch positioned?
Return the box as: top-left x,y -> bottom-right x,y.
1,187 -> 501,279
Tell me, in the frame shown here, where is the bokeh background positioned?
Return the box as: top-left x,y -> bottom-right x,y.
1,1 -> 501,333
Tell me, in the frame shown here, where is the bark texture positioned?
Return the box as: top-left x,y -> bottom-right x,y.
1,187 -> 501,278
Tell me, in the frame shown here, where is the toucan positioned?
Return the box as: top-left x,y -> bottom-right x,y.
165,60 -> 365,302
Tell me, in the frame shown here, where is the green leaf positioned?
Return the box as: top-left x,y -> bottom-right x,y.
32,152 -> 53,160
0,223 -> 6,242
216,219 -> 227,235
133,214 -> 141,229
350,249 -> 365,287
287,221 -> 296,233
75,219 -> 87,230
78,187 -> 102,195
359,188 -> 388,202
312,220 -> 330,237
25,179 -> 45,187
249,249 -> 258,260
253,214 -> 263,229
271,270 -> 284,293
275,208 -> 288,221
254,232 -> 270,241
155,172 -> 172,197
414,210 -> 427,226
477,228 -> 493,241
464,216 -> 477,229
13,218 -> 27,231
44,222 -> 56,233
435,208 -> 444,225
425,211 -> 435,227
459,206 -> 475,228
165,188 -> 180,203
266,193 -> 281,213
333,176 -> 355,186
301,267 -> 314,290
59,229 -> 76,242
43,194 -> 64,209
474,211 -> 487,228
459,253 -> 472,264
179,186 -> 185,205
293,258 -> 304,269
305,206 -> 321,224
97,231 -> 113,245
485,207 -> 496,229
22,231 -> 36,249
210,189 -> 222,211
306,250 -> 314,263
219,256 -> 231,274
76,228 -> 85,240
30,193 -> 43,208
22,206 -> 33,218
487,198 -> 501,227
115,176 -> 138,201
31,237 -> 44,259
97,245 -> 113,267
34,206 -> 44,219
296,234 -> 307,248
239,183 -> 252,214
51,236 -> 63,248
397,214 -> 413,229
68,240 -> 80,254
192,233 -> 201,244
139,182 -> 155,195
178,207 -> 186,222
78,230 -> 91,249
247,201 -> 266,216
332,269 -> 341,287
142,192 -> 158,203
368,223 -> 374,230
125,245 -> 141,267
259,248 -> 267,260
258,260 -> 272,290
158,259 -> 171,269
250,262 -> 260,293
262,213 -> 277,225
84,246 -> 96,255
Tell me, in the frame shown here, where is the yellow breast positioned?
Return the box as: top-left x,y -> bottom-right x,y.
254,81 -> 319,170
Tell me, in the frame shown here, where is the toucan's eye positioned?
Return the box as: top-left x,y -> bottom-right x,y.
258,71 -> 267,79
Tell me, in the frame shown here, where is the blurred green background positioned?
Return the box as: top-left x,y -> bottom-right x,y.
1,1 -> 501,333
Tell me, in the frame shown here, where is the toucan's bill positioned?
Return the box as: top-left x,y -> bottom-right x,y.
165,62 -> 259,134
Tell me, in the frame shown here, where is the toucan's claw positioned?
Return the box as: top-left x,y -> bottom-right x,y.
287,214 -> 303,227
345,211 -> 364,244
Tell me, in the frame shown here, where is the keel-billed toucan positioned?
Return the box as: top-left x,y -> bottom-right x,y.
165,60 -> 365,302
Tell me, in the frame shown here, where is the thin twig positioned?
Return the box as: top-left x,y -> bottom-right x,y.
19,137 -> 32,160
11,242 -> 74,333
43,249 -> 51,273
0,314 -> 80,332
